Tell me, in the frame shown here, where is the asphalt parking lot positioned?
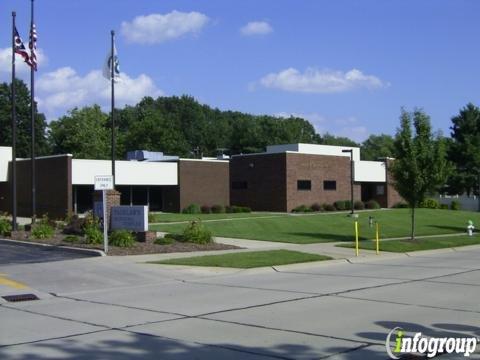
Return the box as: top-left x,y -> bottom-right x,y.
0,244 -> 479,359
0,240 -> 95,265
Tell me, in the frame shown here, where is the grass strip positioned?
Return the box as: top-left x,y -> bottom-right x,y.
150,249 -> 332,268
336,235 -> 480,252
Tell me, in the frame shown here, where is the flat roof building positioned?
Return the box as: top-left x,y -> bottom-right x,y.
230,143 -> 401,212
0,143 -> 401,218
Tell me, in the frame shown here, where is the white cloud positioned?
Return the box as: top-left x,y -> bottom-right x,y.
240,21 -> 273,36
275,112 -> 369,142
121,10 -> 209,44
0,47 -> 48,76
260,67 -> 387,93
37,67 -> 163,120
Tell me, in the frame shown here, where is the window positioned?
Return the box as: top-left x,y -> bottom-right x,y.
232,181 -> 248,190
297,180 -> 311,191
323,180 -> 337,191
376,185 -> 385,195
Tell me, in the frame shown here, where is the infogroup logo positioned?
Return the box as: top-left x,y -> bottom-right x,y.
385,327 -> 478,359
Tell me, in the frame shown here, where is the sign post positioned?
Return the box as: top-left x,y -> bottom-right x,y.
94,175 -> 114,253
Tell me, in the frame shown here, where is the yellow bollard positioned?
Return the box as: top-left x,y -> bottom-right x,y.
376,222 -> 380,255
355,221 -> 359,257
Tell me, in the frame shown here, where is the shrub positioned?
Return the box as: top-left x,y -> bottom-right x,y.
344,200 -> 352,211
63,215 -> 86,235
334,200 -> 346,211
201,205 -> 211,214
292,205 -> 312,213
226,205 -> 252,213
109,230 -> 135,247
311,203 -> 323,212
450,200 -> 461,211
323,203 -> 336,211
354,200 -> 365,210
440,203 -> 449,210
211,204 -> 225,214
419,198 -> 439,209
393,201 -> 409,208
64,235 -> 80,243
0,218 -> 12,236
84,217 -> 103,245
31,223 -> 55,239
182,203 -> 201,214
365,200 -> 381,209
154,236 -> 174,245
182,221 -> 212,244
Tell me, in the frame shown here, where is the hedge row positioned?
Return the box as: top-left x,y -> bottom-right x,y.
292,200 -> 380,213
393,198 -> 461,210
182,203 -> 251,214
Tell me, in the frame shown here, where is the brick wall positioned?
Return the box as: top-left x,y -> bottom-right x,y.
285,153 -> 361,211
230,153 -> 287,212
179,160 -> 230,211
0,155 -> 72,219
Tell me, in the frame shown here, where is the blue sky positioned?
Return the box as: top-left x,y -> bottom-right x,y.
1,0 -> 479,142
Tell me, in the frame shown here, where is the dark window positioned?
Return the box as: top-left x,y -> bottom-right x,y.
297,180 -> 311,191
323,180 -> 337,191
232,181 -> 248,190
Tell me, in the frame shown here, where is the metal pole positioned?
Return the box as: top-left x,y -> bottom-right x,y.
102,189 -> 108,253
30,0 -> 36,224
350,153 -> 354,214
110,30 -> 116,188
11,12 -> 17,231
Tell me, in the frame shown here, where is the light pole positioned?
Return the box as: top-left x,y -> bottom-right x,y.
342,149 -> 354,214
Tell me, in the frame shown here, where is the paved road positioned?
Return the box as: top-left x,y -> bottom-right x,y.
0,246 -> 479,359
0,241 -> 94,265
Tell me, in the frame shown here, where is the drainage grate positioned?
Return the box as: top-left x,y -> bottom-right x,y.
2,293 -> 39,302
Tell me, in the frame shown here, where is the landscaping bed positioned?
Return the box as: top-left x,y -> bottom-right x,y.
7,230 -> 239,256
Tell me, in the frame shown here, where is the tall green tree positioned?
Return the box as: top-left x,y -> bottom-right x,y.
390,109 -> 450,240
361,134 -> 394,160
0,79 -> 50,157
447,103 -> 480,195
320,133 -> 359,147
49,105 -> 110,159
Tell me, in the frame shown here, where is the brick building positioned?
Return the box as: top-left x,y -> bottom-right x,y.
0,143 -> 401,218
230,144 -> 401,212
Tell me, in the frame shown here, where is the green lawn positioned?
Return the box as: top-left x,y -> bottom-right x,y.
150,250 -> 332,268
149,212 -> 284,223
336,235 -> 480,252
150,209 -> 475,244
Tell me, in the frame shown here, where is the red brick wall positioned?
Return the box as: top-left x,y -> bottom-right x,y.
230,153 -> 287,212
286,153 -> 361,211
179,160 -> 230,210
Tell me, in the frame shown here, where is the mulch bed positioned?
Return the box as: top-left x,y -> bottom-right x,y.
7,230 -> 240,256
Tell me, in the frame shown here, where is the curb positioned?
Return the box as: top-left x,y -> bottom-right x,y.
0,238 -> 106,257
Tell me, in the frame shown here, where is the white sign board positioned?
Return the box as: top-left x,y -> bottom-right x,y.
111,206 -> 148,232
94,175 -> 114,191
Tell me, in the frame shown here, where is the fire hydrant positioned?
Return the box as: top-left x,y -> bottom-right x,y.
467,220 -> 475,236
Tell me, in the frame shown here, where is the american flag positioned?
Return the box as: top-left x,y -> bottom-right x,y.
13,26 -> 30,65
29,23 -> 37,71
